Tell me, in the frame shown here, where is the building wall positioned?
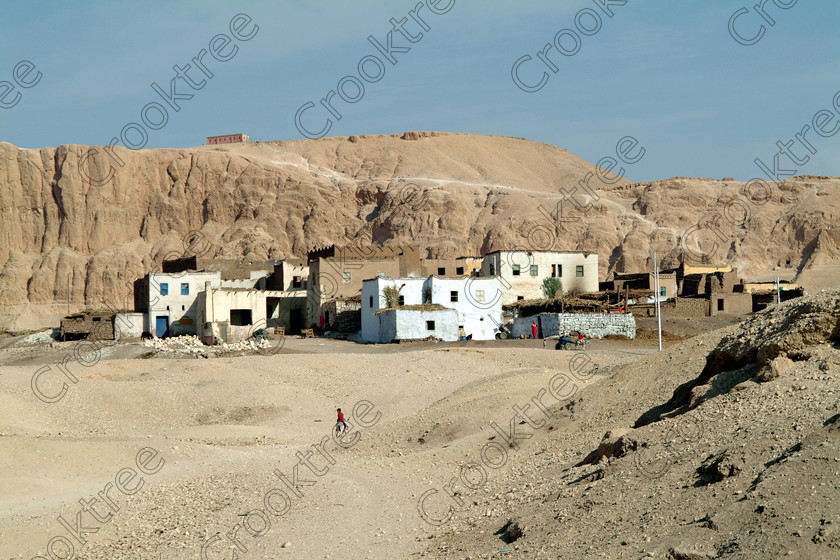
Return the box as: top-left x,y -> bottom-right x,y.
206,133 -> 248,145
308,247 -> 424,325
480,251 -> 598,304
710,293 -> 752,316
146,272 -> 221,337
669,297 -> 708,317
513,313 -> 636,339
115,313 -> 144,339
422,258 -> 481,277
274,260 -> 309,291
202,288 -> 286,341
428,276 -> 502,340
361,277 -> 425,341
361,276 -> 503,341
395,309 -> 459,341
370,308 -> 458,343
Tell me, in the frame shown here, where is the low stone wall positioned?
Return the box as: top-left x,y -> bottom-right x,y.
332,299 -> 362,332
514,313 -> 636,339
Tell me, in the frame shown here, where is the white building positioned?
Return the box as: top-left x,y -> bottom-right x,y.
138,267 -> 302,339
361,276 -> 503,343
375,307 -> 460,342
140,271 -> 221,337
480,250 -> 598,305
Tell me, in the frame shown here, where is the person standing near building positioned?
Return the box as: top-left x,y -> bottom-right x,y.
531,320 -> 538,339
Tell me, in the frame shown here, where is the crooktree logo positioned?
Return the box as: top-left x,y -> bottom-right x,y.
522,135 -> 645,252
0,60 -> 43,109
78,13 -> 259,187
511,0 -> 629,93
728,0 -> 796,46
294,0 -> 455,139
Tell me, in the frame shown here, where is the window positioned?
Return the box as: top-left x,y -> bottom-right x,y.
292,276 -> 302,288
718,299 -> 724,311
230,309 -> 253,326
438,267 -> 446,275
530,265 -> 538,277
456,267 -> 464,275
398,295 -> 405,306
475,289 -> 485,302
93,317 -> 101,322
660,286 -> 666,297
181,283 -> 189,295
342,271 -> 351,284
551,265 -> 562,278
369,296 -> 373,307
489,263 -> 495,275
517,295 -> 524,301
450,291 -> 458,302
426,320 -> 435,330
576,266 -> 584,277
512,264 -> 521,276
160,283 -> 169,296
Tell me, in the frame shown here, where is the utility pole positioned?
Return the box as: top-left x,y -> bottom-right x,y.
654,251 -> 662,352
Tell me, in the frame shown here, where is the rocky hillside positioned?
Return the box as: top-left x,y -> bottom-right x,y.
424,288 -> 840,559
1,132 -> 839,329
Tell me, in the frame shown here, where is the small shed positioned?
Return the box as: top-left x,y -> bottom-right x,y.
59,312 -> 116,341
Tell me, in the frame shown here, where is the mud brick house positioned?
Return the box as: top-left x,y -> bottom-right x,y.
306,245 -> 424,328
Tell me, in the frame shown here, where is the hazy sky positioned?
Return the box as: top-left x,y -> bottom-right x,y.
1,0 -> 838,182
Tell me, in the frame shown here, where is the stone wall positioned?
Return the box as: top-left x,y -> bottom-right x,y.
514,313 -> 636,339
332,299 -> 362,332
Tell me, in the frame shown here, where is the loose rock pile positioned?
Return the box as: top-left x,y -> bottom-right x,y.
142,335 -> 271,356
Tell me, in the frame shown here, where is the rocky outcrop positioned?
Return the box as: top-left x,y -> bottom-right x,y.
1,133 -> 839,329
635,287 -> 840,427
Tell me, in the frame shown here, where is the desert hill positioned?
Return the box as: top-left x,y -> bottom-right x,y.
1,132 -> 839,330
422,287 -> 840,559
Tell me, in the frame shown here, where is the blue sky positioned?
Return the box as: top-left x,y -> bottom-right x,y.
1,0 -> 838,182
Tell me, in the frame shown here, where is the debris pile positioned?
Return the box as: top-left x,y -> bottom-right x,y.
142,334 -> 272,355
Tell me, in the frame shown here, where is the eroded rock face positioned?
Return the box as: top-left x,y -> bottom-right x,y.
1,133 -> 839,329
635,288 -> 840,427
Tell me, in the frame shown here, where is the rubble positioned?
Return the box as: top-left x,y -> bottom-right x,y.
142,334 -> 271,356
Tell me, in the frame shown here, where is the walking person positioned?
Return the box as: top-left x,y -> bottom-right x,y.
335,408 -> 347,435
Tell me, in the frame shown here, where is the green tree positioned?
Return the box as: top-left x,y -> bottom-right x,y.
542,277 -> 563,299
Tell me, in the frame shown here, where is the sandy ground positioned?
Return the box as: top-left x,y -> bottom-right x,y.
3,295 -> 836,560
0,335 -> 656,560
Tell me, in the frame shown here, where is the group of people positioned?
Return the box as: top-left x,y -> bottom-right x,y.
532,320 -> 586,348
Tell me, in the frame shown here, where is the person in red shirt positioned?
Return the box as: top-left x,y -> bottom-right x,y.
336,408 -> 347,434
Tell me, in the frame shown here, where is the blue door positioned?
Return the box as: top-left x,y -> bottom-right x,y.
155,316 -> 169,338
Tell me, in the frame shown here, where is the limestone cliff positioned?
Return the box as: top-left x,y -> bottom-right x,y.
1,132 -> 838,329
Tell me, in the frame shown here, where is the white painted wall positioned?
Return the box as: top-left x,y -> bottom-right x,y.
428,276 -> 502,340
115,313 -> 144,339
374,308 -> 458,342
361,276 -> 502,342
146,272 -> 221,336
480,251 -> 599,304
